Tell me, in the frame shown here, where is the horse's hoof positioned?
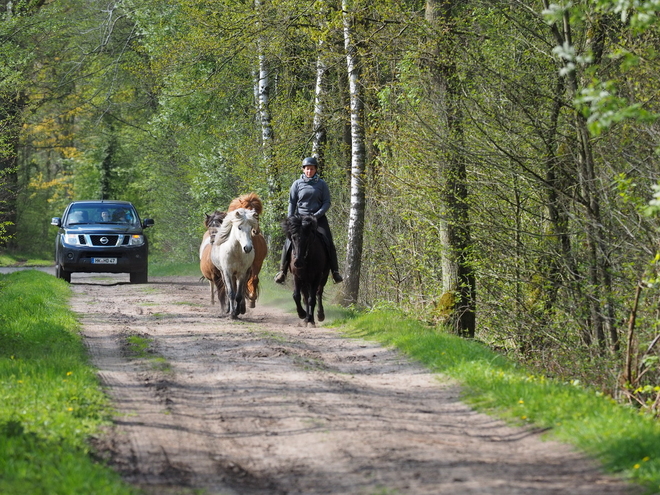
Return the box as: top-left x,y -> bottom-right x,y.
230,314 -> 238,320
249,300 -> 256,308
306,322 -> 316,328
318,313 -> 325,322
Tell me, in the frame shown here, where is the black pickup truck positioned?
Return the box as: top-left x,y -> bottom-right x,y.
51,200 -> 154,283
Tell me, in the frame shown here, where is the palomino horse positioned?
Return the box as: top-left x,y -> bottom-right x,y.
227,193 -> 267,308
284,215 -> 330,327
211,208 -> 259,319
199,211 -> 226,309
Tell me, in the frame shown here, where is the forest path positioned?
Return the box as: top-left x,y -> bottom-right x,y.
70,274 -> 638,495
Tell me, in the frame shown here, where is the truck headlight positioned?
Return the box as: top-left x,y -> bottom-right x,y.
128,235 -> 145,246
63,234 -> 83,246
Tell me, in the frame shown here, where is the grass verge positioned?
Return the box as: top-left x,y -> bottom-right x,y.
0,270 -> 137,494
149,261 -> 201,277
338,309 -> 660,493
0,251 -> 52,267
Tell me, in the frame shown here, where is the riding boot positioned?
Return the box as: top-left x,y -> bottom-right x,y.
327,242 -> 343,283
274,240 -> 290,284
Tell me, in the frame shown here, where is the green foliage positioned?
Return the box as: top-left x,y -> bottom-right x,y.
0,252 -> 51,267
0,270 -> 136,494
644,184 -> 660,218
6,0 -> 660,417
341,309 -> 660,490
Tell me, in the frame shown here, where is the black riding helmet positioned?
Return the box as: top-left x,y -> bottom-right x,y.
301,156 -> 318,168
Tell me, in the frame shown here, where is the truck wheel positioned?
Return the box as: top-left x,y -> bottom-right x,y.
130,270 -> 148,284
56,264 -> 71,283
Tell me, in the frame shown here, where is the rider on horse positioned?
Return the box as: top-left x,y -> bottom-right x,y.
274,156 -> 343,285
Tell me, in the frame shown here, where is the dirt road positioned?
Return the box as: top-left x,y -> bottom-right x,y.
68,274 -> 638,495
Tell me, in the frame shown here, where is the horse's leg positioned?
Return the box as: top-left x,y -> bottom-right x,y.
305,284 -> 317,327
247,233 -> 267,308
246,274 -> 259,308
215,277 -> 227,313
316,281 -> 325,322
245,267 -> 256,309
222,271 -> 237,318
237,275 -> 247,315
292,281 -> 306,320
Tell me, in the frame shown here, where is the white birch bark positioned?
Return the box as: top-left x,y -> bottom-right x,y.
311,40 -> 327,162
254,0 -> 277,197
342,0 -> 366,306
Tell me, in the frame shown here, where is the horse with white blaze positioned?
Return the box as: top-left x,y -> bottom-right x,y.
210,208 -> 259,319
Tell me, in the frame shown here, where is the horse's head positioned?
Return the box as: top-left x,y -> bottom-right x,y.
286,215 -> 318,268
218,208 -> 258,253
205,210 -> 226,229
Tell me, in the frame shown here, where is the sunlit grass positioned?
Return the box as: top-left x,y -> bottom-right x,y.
338,309 -> 660,493
0,251 -> 52,267
0,270 -> 137,494
149,261 -> 201,277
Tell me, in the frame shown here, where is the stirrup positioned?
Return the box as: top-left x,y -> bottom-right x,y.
274,271 -> 286,284
332,271 -> 343,283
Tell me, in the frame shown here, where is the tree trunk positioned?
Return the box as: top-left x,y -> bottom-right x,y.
425,0 -> 475,338
255,0 -> 277,199
312,40 -> 328,169
341,0 -> 366,306
311,1 -> 329,169
544,2 -> 615,350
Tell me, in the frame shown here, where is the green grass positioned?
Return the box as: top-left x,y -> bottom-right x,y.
149,261 -> 201,277
338,309 -> 660,493
124,335 -> 172,373
0,251 -> 52,267
0,270 -> 138,494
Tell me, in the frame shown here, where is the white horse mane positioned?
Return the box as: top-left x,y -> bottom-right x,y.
215,208 -> 259,245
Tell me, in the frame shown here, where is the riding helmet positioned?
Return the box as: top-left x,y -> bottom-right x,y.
301,156 -> 318,168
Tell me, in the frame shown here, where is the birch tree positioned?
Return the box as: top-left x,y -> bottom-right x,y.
255,0 -> 278,199
341,0 -> 366,306
311,40 -> 328,167
310,0 -> 330,168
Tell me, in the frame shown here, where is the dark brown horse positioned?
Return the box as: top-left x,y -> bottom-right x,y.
285,215 -> 330,327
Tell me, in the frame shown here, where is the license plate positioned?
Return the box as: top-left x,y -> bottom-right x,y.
92,258 -> 117,264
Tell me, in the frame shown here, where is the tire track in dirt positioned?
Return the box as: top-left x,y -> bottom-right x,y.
70,275 -> 640,495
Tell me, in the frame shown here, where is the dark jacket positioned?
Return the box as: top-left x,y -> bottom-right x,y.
288,174 -> 330,218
